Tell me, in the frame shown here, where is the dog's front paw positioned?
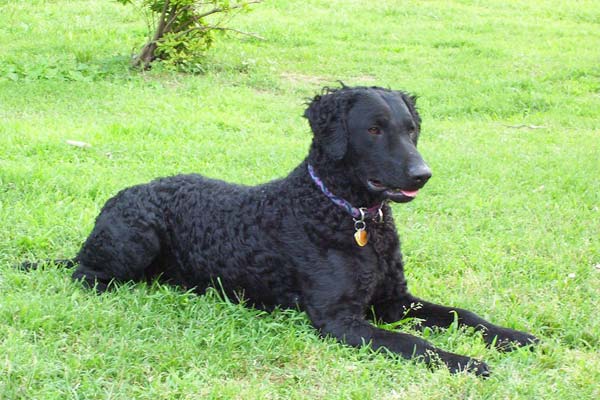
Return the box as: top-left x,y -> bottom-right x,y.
485,327 -> 538,352
434,351 -> 490,377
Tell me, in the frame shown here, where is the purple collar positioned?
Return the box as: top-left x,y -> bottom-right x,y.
307,164 -> 383,221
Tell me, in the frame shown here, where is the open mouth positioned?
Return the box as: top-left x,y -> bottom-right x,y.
367,179 -> 419,202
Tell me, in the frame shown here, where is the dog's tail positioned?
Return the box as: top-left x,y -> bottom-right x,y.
19,258 -> 77,271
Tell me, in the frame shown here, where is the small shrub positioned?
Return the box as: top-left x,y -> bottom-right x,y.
116,0 -> 262,71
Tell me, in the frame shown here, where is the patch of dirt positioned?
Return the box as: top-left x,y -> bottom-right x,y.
281,72 -> 329,85
349,74 -> 378,84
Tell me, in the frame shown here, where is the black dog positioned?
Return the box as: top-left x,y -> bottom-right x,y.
25,85 -> 537,375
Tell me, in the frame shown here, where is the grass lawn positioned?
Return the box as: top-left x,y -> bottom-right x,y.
1,0 -> 599,398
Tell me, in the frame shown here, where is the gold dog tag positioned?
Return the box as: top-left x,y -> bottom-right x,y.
354,229 -> 368,247
353,213 -> 368,247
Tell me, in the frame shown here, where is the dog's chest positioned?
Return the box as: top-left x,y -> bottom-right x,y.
360,221 -> 404,294
368,221 -> 398,254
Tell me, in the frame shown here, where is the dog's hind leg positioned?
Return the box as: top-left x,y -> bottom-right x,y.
72,188 -> 165,292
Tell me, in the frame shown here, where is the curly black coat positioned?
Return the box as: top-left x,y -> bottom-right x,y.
28,85 -> 537,375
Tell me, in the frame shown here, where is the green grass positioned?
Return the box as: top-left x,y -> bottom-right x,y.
1,0 -> 599,398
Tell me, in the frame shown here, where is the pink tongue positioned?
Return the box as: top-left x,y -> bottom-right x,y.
400,189 -> 419,197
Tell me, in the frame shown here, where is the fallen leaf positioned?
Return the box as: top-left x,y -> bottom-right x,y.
504,124 -> 547,129
66,140 -> 91,148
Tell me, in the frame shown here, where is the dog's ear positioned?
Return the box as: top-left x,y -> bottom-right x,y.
399,92 -> 421,129
399,91 -> 422,143
303,91 -> 349,160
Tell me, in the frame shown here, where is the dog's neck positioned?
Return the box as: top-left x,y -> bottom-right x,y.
303,147 -> 384,210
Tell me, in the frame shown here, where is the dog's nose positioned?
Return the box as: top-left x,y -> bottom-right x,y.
407,164 -> 432,185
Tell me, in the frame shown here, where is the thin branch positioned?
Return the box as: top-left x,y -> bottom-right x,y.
170,24 -> 264,42
194,0 -> 262,20
171,25 -> 211,41
206,25 -> 265,40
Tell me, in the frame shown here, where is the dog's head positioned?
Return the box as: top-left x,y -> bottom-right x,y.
304,85 -> 432,203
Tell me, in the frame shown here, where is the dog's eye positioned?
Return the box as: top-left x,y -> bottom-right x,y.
368,127 -> 381,135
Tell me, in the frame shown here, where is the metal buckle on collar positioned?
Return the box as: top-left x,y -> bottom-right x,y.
375,207 -> 383,223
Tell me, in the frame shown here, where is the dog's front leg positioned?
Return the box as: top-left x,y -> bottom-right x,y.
377,294 -> 538,351
304,303 -> 490,376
